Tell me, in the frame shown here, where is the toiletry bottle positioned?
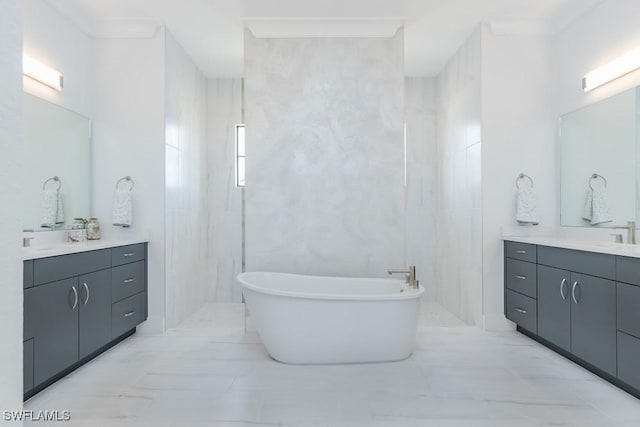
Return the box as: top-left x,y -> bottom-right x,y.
87,218 -> 101,240
71,218 -> 87,229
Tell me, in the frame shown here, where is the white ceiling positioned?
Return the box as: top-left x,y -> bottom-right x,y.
45,0 -> 605,78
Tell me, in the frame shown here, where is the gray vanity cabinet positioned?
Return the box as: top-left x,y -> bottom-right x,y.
537,266 -> 617,374
78,269 -> 112,359
24,277 -> 80,386
569,273 -> 616,376
24,242 -> 148,399
504,241 -> 631,395
537,265 -> 571,352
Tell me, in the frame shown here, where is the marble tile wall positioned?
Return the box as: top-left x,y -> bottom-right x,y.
405,77 -> 438,301
164,32 -> 209,328
436,27 -> 483,325
207,78 -> 244,303
244,30 -> 405,277
0,0 -> 24,410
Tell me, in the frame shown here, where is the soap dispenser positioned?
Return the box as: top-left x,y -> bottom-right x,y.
87,218 -> 101,240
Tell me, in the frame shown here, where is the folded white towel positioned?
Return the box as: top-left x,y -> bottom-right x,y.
112,190 -> 132,227
39,189 -> 64,227
583,188 -> 612,225
582,189 -> 594,221
516,187 -> 539,225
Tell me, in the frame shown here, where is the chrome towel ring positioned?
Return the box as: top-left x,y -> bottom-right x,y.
588,173 -> 607,190
116,176 -> 134,191
515,173 -> 533,190
42,176 -> 61,190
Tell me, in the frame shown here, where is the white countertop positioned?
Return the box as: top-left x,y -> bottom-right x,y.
23,238 -> 148,260
503,235 -> 640,258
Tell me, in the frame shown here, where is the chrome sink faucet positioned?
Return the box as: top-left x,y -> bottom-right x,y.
388,265 -> 419,289
613,221 -> 636,244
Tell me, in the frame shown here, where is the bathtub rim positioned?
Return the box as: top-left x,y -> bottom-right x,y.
237,271 -> 424,301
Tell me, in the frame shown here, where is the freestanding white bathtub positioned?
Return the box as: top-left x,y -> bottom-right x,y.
237,272 -> 424,364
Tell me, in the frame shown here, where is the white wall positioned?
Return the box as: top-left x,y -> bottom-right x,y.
552,0 -> 640,242
405,77 -> 438,300
207,79 -> 244,302
0,0 -> 24,412
244,30 -> 405,277
436,28 -> 483,325
91,32 -> 166,333
480,27 -> 555,330
478,0 -> 640,330
553,0 -> 640,117
23,0 -> 93,117
164,32 -> 209,328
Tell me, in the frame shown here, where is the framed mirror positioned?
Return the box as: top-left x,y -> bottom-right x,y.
23,93 -> 91,231
559,87 -> 639,227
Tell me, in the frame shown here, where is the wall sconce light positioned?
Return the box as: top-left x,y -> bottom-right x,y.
583,46 -> 640,92
23,55 -> 63,91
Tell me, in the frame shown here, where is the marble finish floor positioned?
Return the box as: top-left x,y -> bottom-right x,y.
25,302 -> 640,426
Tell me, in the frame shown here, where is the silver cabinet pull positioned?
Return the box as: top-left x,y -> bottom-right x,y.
571,281 -> 579,304
515,250 -> 527,254
70,286 -> 78,310
82,282 -> 90,305
514,307 -> 527,314
123,278 -> 135,284
123,253 -> 135,257
515,275 -> 527,280
124,311 -> 136,318
560,278 -> 567,300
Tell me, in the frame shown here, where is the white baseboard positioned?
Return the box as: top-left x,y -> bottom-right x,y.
136,315 -> 165,335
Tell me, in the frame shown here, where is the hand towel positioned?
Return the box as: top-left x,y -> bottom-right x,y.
112,190 -> 132,227
39,189 -> 64,227
588,188 -> 612,225
582,189 -> 594,222
516,187 -> 539,225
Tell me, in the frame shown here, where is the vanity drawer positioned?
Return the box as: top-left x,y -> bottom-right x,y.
616,256 -> 640,287
112,261 -> 145,303
537,245 -> 615,280
505,259 -> 537,298
112,292 -> 146,338
34,249 -> 111,286
617,282 -> 640,338
505,289 -> 537,333
112,244 -> 146,267
504,241 -> 536,263
617,331 -> 640,391
24,260 -> 34,289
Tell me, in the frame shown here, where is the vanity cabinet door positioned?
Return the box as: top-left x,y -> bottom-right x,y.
25,278 -> 80,386
79,269 -> 112,359
537,265 -> 571,352
570,273 -> 616,376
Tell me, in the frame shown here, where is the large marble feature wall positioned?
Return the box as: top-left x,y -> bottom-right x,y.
244,30 -> 405,277
436,28 -> 483,325
207,78 -> 244,303
164,32 -> 209,328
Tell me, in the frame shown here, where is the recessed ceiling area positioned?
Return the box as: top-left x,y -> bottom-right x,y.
45,0 -> 604,78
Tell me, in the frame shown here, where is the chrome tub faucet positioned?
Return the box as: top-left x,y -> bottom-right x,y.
388,265 -> 419,289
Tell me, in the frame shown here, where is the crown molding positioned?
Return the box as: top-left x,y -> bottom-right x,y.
91,18 -> 162,39
43,0 -> 162,39
244,18 -> 405,38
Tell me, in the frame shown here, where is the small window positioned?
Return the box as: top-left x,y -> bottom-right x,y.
235,124 -> 245,187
